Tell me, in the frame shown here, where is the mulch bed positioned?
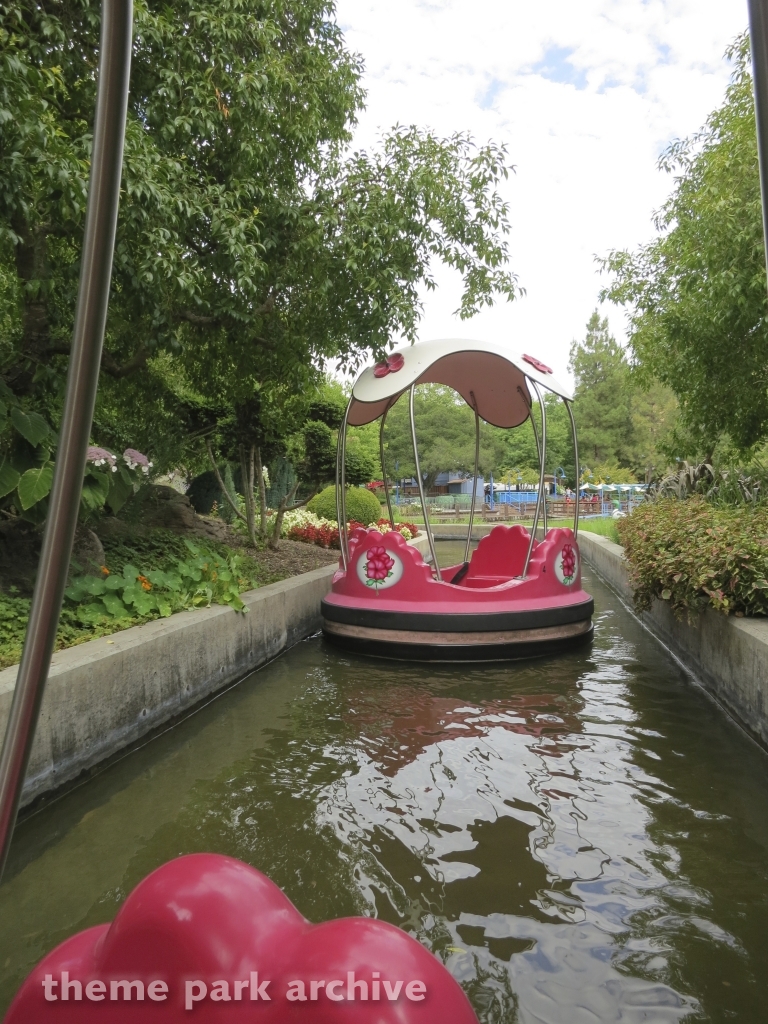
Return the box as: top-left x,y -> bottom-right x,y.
240,539 -> 339,586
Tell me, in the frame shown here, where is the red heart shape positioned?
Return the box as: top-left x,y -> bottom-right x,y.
5,854 -> 478,1023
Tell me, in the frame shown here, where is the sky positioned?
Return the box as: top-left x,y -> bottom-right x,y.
334,0 -> 749,383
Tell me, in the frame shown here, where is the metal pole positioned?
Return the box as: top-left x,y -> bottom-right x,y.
748,0 -> 768,281
0,0 -> 133,881
335,412 -> 346,569
409,384 -> 441,580
339,401 -> 352,568
564,399 -> 580,538
379,403 -> 395,529
522,381 -> 547,576
464,392 -> 480,564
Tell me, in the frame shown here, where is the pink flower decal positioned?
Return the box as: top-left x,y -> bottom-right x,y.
365,544 -> 395,583
373,352 -> 405,378
522,354 -> 553,374
561,543 -> 576,583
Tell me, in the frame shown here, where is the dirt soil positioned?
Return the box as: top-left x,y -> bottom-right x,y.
240,539 -> 339,584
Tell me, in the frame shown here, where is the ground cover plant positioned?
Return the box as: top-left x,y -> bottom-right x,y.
0,530 -> 267,670
617,498 -> 768,617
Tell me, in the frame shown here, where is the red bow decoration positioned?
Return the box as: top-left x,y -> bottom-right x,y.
373,353 -> 405,378
522,354 -> 553,374
5,854 -> 478,1024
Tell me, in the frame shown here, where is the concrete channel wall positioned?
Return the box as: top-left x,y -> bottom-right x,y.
1,536 -> 431,809
578,531 -> 768,751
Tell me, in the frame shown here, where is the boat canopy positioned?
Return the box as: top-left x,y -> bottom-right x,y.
348,338 -> 573,428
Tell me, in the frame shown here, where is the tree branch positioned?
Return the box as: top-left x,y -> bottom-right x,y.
205,440 -> 247,523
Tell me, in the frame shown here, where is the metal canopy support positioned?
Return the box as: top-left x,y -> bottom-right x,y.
748,0 -> 768,283
338,401 -> 352,569
409,384 -> 441,580
0,0 -> 134,882
522,380 -> 547,577
565,399 -> 580,538
380,403 -> 395,529
464,391 -> 481,564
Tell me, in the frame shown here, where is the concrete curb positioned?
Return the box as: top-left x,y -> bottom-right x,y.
0,535 -> 430,808
578,531 -> 768,751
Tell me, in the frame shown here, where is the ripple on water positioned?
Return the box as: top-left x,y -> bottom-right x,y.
0,570 -> 767,1023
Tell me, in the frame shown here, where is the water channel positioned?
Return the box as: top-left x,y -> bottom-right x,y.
1,545 -> 767,1022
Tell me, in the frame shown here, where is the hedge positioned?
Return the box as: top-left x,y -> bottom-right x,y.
617,498 -> 768,617
307,485 -> 382,526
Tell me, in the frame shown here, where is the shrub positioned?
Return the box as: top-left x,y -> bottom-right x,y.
308,485 -> 382,526
617,498 -> 768,617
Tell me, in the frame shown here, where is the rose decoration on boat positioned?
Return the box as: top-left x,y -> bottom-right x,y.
522,354 -> 553,374
4,854 -> 478,1023
373,353 -> 405,378
557,543 -> 578,586
366,545 -> 395,584
356,541 -> 404,591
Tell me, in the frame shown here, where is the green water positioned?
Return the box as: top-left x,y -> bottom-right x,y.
1,550 -> 767,1023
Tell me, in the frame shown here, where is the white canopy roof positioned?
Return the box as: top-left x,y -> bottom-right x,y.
348,338 -> 573,428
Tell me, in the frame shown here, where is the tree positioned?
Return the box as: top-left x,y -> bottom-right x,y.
383,385 -> 504,490
1,0 -> 522,523
602,33 -> 768,453
569,313 -> 633,466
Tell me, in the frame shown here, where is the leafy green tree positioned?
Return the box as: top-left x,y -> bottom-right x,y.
1,0 -> 521,528
382,385 -> 503,490
569,312 -> 633,466
602,33 -> 768,453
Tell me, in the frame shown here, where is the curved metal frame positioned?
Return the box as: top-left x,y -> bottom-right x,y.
522,380 -> 547,577
409,384 -> 441,580
336,400 -> 352,569
464,391 -> 481,564
0,0 -> 134,881
564,398 -> 580,538
379,402 -> 395,529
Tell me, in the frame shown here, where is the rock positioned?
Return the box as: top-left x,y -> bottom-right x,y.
70,527 -> 106,578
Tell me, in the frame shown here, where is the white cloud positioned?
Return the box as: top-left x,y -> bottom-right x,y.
334,0 -> 748,381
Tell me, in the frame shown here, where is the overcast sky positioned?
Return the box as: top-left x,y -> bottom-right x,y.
334,0 -> 749,382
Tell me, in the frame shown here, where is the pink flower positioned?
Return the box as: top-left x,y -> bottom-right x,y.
123,448 -> 153,475
366,545 -> 395,581
561,544 -> 576,578
86,446 -> 117,470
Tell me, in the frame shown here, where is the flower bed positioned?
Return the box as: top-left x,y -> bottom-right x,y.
617,498 -> 768,617
283,511 -> 418,550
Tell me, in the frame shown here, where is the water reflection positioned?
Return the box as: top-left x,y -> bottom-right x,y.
1,568 -> 767,1023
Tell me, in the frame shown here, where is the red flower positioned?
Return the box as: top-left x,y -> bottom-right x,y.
372,352 -> 405,378
561,544 -> 576,578
522,354 -> 553,374
366,545 -> 395,581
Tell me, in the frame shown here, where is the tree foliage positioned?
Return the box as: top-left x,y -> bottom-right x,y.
602,33 -> 767,452
0,0 -> 522,536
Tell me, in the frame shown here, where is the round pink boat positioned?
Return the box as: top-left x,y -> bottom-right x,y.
322,339 -> 593,662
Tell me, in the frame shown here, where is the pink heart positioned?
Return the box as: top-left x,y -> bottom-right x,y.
5,854 -> 478,1023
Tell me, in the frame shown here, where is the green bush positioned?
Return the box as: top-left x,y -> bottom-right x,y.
307,485 -> 381,525
617,498 -> 768,617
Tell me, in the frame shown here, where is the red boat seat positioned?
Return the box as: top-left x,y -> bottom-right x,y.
460,524 -> 533,585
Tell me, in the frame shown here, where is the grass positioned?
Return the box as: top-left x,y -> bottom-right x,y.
402,512 -> 622,544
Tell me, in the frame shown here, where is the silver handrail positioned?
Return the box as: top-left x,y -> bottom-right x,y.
338,400 -> 352,568
464,391 -> 480,564
409,384 -> 441,580
522,380 -> 547,577
380,402 -> 395,529
564,399 -> 580,538
0,0 -> 134,882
